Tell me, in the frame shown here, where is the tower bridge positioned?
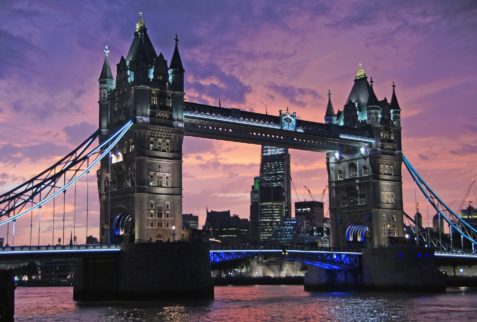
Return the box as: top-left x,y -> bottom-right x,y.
1,13 -> 477,301
94,13 -> 404,249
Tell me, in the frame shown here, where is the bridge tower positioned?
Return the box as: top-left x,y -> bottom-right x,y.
326,65 -> 404,248
97,14 -> 184,243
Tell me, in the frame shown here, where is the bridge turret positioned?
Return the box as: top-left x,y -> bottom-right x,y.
343,101 -> 359,127
126,13 -> 157,88
324,90 -> 337,124
98,45 -> 115,136
152,53 -> 169,90
366,87 -> 381,125
169,34 -> 185,92
390,82 -> 401,127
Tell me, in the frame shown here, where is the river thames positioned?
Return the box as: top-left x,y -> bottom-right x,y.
14,285 -> 477,321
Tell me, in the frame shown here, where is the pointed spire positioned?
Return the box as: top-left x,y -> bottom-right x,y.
99,45 -> 114,80
219,98 -> 222,107
370,77 -> 374,88
136,11 -> 145,33
170,34 -> 185,72
390,81 -> 401,110
325,89 -> 335,117
355,63 -> 366,80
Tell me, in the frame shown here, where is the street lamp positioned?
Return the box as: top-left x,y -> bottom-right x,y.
172,225 -> 176,241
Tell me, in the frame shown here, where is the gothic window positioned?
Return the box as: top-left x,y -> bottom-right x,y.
149,137 -> 154,151
166,212 -> 170,219
150,201 -> 155,209
166,202 -> 170,210
158,221 -> 163,228
349,163 -> 357,178
151,93 -> 158,105
165,139 -> 170,152
149,173 -> 155,186
359,192 -> 366,205
337,169 -> 344,180
158,205 -> 164,218
165,175 -> 170,187
150,222 -> 154,227
362,166 -> 369,176
150,210 -> 154,218
166,222 -> 169,228
340,193 -> 348,207
380,192 -> 395,204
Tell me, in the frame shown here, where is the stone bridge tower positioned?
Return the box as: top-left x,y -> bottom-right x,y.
98,14 -> 184,243
325,65 -> 404,248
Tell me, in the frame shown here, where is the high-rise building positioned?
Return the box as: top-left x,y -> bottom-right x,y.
250,177 -> 261,243
295,201 -> 324,235
258,146 -> 291,242
204,209 -> 250,245
182,213 -> 199,230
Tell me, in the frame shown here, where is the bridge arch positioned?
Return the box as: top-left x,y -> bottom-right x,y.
112,208 -> 134,243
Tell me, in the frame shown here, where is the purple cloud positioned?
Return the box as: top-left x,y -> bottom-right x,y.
63,122 -> 97,145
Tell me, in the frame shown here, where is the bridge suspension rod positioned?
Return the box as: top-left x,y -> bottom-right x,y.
403,154 -> 477,247
0,120 -> 134,226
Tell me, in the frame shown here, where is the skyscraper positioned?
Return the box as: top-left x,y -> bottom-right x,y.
257,146 -> 291,242
250,177 -> 261,243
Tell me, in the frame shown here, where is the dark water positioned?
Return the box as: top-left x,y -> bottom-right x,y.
15,286 -> 477,321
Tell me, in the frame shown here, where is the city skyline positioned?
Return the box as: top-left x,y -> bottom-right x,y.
1,1 -> 477,244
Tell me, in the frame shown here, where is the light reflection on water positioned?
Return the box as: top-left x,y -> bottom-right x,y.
15,285 -> 477,321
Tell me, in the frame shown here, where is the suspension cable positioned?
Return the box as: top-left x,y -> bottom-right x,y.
30,198 -> 33,246
12,220 -> 15,246
6,222 -> 9,246
86,158 -> 89,243
62,173 -> 66,245
38,191 -> 41,246
52,169 -> 56,245
73,180 -> 77,245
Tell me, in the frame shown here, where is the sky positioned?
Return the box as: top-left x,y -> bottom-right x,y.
1,0 -> 477,245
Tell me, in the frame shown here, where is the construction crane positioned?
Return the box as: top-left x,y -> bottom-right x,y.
320,184 -> 328,202
304,185 -> 316,201
290,174 -> 301,202
457,179 -> 475,215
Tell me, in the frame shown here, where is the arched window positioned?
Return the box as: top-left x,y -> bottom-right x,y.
349,163 -> 357,178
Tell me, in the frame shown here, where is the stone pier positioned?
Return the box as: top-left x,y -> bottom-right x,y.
74,242 -> 213,301
305,247 -> 445,292
0,270 -> 15,322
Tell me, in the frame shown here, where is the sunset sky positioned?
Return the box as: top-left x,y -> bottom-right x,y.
1,1 -> 476,245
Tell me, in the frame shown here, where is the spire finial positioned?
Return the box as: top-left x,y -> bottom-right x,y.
370,77 -> 374,87
175,34 -> 179,46
136,11 -> 145,32
355,63 -> 366,79
286,106 -> 289,113
392,81 -> 396,90
328,89 -> 331,98
104,45 -> 110,58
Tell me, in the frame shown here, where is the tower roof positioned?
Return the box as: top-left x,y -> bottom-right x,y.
170,34 -> 185,72
390,82 -> 401,111
99,45 -> 114,80
346,64 -> 379,112
126,12 -> 157,64
325,90 -> 335,117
